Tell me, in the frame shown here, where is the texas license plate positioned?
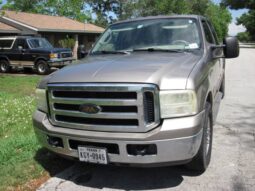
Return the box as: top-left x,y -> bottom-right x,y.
78,146 -> 108,164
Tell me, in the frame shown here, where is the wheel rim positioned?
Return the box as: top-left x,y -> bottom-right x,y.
0,62 -> 7,71
205,119 -> 211,155
38,63 -> 45,73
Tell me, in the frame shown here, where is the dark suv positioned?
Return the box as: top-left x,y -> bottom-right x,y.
0,36 -> 74,74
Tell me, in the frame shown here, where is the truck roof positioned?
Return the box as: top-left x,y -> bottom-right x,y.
113,15 -> 206,25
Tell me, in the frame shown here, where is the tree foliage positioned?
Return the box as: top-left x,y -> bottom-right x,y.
222,0 -> 255,41
1,0 -> 91,22
237,10 -> 255,41
59,36 -> 75,49
237,32 -> 251,42
42,0 -> 91,22
221,0 -> 255,9
205,3 -> 231,41
1,0 -> 43,13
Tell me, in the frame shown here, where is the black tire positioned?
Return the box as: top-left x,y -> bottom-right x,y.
187,102 -> 213,172
36,60 -> 50,75
0,59 -> 11,73
220,75 -> 225,99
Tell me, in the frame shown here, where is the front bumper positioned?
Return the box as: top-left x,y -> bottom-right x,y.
33,110 -> 204,166
48,58 -> 74,67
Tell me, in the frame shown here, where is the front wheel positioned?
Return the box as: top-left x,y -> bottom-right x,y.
186,102 -> 213,172
36,60 -> 50,75
0,59 -> 11,73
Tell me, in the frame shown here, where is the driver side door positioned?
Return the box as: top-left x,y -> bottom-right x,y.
16,39 -> 34,67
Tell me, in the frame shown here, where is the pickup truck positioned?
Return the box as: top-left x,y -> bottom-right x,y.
0,36 -> 73,74
33,15 -> 239,172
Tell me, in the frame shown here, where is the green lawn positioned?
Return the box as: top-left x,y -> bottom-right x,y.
0,75 -> 73,191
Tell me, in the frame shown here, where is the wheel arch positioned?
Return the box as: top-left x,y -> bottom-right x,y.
34,57 -> 48,66
0,56 -> 10,63
205,91 -> 213,122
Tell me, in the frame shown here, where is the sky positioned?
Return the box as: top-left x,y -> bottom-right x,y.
0,0 -> 247,36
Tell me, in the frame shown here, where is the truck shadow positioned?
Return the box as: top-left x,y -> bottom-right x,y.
34,148 -> 75,176
68,163 -> 202,190
35,149 -> 202,190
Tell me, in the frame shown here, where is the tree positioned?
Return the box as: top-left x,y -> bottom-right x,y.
1,0 -> 43,13
222,0 -> 255,41
87,0 -> 120,27
205,3 -> 231,40
43,0 -> 91,22
221,0 -> 255,9
237,32 -> 251,42
1,0 -> 91,23
237,10 -> 255,41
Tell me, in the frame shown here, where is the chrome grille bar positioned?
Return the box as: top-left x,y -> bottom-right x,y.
47,83 -> 160,133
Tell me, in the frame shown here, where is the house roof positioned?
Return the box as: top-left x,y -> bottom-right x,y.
0,21 -> 20,33
0,10 -> 104,33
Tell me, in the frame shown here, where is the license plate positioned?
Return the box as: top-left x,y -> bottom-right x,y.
78,146 -> 108,164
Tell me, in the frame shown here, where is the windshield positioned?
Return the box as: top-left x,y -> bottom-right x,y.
92,18 -> 201,54
28,38 -> 53,49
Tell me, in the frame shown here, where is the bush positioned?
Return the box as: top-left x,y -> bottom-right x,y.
59,37 -> 75,49
237,32 -> 251,42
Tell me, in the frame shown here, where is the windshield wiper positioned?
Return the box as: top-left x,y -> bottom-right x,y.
132,48 -> 186,53
93,50 -> 130,55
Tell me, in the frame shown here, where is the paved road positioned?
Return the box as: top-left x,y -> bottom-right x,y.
38,48 -> 255,191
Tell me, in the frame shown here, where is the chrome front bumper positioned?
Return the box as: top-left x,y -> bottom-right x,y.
33,110 -> 204,165
48,58 -> 74,67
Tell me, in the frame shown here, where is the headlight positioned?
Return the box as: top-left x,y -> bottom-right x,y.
160,90 -> 197,118
50,53 -> 58,59
35,88 -> 48,113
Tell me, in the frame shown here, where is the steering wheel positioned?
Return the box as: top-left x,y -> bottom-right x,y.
172,40 -> 189,46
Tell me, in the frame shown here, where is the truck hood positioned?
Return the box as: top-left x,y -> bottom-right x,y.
46,52 -> 202,90
30,48 -> 71,53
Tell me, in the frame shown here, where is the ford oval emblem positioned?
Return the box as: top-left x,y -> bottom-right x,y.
79,104 -> 101,114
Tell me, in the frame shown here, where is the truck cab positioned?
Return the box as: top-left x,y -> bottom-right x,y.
0,36 -> 74,74
33,15 -> 239,171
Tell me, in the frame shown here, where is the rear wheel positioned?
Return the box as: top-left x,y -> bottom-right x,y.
187,102 -> 213,172
0,59 -> 10,73
36,60 -> 50,75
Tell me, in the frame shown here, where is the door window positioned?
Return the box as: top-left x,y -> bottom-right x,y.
202,20 -> 215,44
207,21 -> 219,44
16,39 -> 29,49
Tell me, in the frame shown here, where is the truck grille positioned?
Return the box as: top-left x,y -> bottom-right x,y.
61,52 -> 72,58
47,83 -> 160,132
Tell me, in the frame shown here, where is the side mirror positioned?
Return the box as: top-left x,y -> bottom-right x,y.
223,37 -> 239,58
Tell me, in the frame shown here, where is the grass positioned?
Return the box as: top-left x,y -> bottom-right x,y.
0,74 -> 74,191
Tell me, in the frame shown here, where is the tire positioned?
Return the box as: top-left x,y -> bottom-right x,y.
220,75 -> 225,99
0,59 -> 11,73
186,102 -> 213,172
36,60 -> 50,75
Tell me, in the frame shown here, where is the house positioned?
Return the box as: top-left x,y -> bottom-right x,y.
0,10 -> 105,58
